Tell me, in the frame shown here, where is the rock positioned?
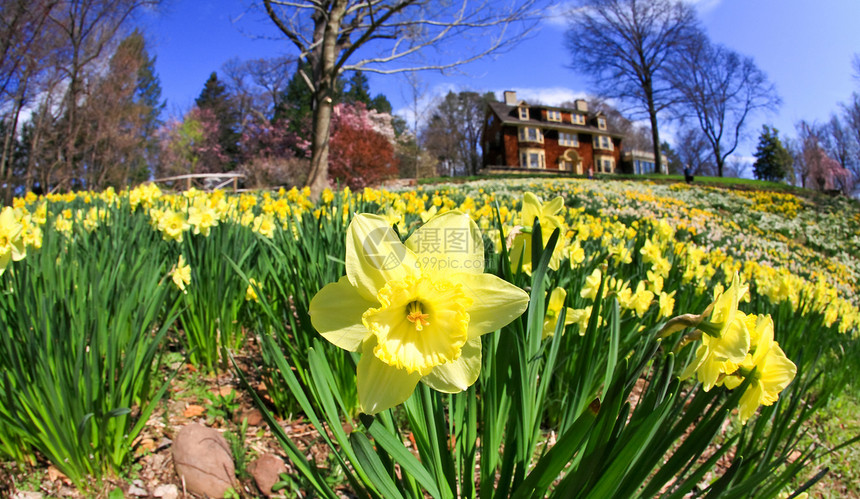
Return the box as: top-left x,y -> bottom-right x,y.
173,423 -> 236,498
11,492 -> 43,499
233,408 -> 264,427
249,454 -> 287,497
127,479 -> 148,497
153,484 -> 179,499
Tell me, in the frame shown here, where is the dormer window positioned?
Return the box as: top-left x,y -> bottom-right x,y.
571,114 -> 586,125
597,117 -> 607,130
518,106 -> 529,120
547,110 -> 562,122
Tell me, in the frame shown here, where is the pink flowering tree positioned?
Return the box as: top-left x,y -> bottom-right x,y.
329,103 -> 398,189
239,117 -> 311,187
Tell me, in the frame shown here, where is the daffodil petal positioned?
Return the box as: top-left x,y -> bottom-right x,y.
406,211 -> 484,276
711,316 -> 750,363
521,192 -> 541,224
346,214 -> 416,300
309,277 -> 375,352
357,350 -> 421,414
421,337 -> 482,393
542,196 -> 564,217
457,273 -> 529,339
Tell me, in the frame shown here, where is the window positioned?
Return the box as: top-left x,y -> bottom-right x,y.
518,106 -> 529,120
520,149 -> 545,169
560,161 -> 574,171
635,159 -> 655,174
596,156 -> 615,173
597,117 -> 607,130
593,135 -> 613,151
547,110 -> 562,122
518,126 -> 544,143
559,132 -> 579,147
571,113 -> 586,125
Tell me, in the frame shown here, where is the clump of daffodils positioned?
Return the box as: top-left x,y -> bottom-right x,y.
508,192 -> 567,274
309,211 -> 529,414
0,207 -> 27,275
661,273 -> 796,423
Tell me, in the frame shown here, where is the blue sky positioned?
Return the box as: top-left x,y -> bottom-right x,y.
142,0 -> 860,162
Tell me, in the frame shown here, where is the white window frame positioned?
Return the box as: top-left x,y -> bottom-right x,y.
547,110 -> 562,122
519,148 -> 546,169
559,132 -> 579,147
595,155 -> 615,173
571,113 -> 586,125
597,117 -> 607,130
518,126 -> 544,143
518,106 -> 529,120
593,135 -> 613,151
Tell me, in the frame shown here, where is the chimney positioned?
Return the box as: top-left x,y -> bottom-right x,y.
575,99 -> 588,113
504,90 -> 517,106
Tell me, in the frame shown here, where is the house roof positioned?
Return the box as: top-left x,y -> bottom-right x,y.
486,101 -> 624,138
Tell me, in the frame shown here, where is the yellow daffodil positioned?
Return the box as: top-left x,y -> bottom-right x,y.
509,192 -> 566,273
658,290 -> 676,318
568,306 -> 595,335
678,274 -> 751,391
157,209 -> 190,242
309,211 -> 529,414
618,281 -> 654,318
188,199 -> 219,236
171,255 -> 191,293
543,287 -> 576,338
0,206 -> 26,274
580,267 -> 602,300
721,315 -> 796,423
245,278 -> 260,302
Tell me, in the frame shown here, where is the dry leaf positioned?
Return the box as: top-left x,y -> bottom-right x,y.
183,404 -> 205,418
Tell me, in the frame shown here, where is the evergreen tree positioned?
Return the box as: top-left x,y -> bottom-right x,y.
660,142 -> 684,175
195,72 -> 241,170
130,29 -> 164,183
753,125 -> 792,182
344,71 -> 372,107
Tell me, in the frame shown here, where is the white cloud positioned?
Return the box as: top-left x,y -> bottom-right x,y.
543,2 -> 576,29
684,0 -> 723,14
393,85 -> 592,129
495,86 -> 589,106
545,1 -> 723,29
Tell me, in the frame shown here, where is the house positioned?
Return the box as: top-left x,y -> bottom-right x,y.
482,91 -> 623,175
620,150 -> 669,175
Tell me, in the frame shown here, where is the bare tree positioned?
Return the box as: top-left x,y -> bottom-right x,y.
261,0 -> 543,196
565,0 -> 699,176
670,35 -> 779,177
841,93 -> 860,186
222,56 -> 295,126
674,124 -> 714,176
0,0 -> 61,200
421,90 -> 494,176
47,0 -> 158,190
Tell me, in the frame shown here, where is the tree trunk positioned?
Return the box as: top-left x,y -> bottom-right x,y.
308,95 -> 332,197
648,109 -> 662,175
305,2 -> 346,199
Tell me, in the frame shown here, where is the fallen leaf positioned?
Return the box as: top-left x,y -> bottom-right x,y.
47,465 -> 69,483
183,404 -> 205,418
